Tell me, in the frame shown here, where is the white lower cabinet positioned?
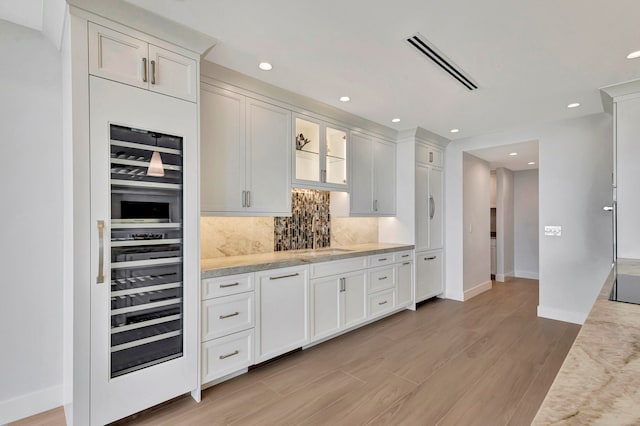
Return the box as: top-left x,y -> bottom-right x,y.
255,266 -> 309,363
396,260 -> 413,307
201,249 -> 416,389
201,329 -> 254,384
310,270 -> 367,341
416,250 -> 443,302
368,288 -> 396,318
200,273 -> 255,385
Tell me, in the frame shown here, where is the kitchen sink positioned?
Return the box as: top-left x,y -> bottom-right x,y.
297,248 -> 354,257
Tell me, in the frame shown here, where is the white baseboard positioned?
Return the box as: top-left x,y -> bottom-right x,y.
0,385 -> 62,424
496,271 -> 515,282
444,290 -> 464,301
464,280 -> 493,301
537,305 -> 586,325
515,270 -> 539,280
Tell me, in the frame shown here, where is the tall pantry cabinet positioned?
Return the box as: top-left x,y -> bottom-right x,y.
66,2 -> 216,424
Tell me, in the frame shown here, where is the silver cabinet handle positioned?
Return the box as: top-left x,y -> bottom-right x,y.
402,262 -> 411,266
429,151 -> 434,163
401,254 -> 409,258
247,190 -> 251,208
378,258 -> 388,262
142,58 -> 148,82
97,220 -> 105,284
373,199 -> 378,212
242,190 -> 246,207
378,276 -> 388,281
219,350 -> 239,360
603,206 -> 614,211
378,300 -> 388,305
340,277 -> 345,292
220,282 -> 240,288
425,256 -> 437,261
429,196 -> 435,220
150,60 -> 156,85
269,272 -> 299,280
219,312 -> 240,319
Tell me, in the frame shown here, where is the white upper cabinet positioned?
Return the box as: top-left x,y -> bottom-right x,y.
200,86 -> 245,212
89,22 -> 197,102
293,115 -> 348,191
200,84 -> 291,216
148,44 -> 197,102
350,132 -> 396,216
246,98 -> 292,214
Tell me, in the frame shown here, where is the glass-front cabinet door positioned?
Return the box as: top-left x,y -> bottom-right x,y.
293,114 -> 348,191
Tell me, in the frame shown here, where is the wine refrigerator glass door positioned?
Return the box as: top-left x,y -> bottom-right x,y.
89,76 -> 198,425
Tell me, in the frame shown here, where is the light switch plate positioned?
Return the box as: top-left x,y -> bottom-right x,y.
544,225 -> 562,237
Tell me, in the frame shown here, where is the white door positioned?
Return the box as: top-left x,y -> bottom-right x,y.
342,271 -> 367,328
90,76 -> 198,425
415,164 -> 429,251
373,138 -> 396,215
200,85 -> 246,213
429,168 -> 444,250
396,261 -> 413,307
350,132 -> 374,215
310,277 -> 341,340
148,44 -> 197,102
88,22 -> 148,90
256,267 -> 308,362
245,98 -> 292,215
416,251 -> 443,301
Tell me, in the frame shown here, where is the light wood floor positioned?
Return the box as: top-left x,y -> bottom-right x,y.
15,278 -> 580,426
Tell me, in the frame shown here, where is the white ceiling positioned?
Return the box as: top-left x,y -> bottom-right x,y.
125,0 -> 640,140
467,140 -> 539,171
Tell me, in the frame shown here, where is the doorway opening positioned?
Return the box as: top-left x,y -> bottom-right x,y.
462,140 -> 539,299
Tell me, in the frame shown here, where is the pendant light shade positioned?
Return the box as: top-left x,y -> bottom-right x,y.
147,151 -> 165,177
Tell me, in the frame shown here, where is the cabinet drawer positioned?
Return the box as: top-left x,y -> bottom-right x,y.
309,256 -> 367,279
368,253 -> 394,267
201,329 -> 254,384
368,289 -> 396,318
202,292 -> 254,341
394,250 -> 413,263
368,267 -> 395,293
202,273 -> 253,299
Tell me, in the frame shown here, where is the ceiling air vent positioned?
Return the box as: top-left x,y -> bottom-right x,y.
406,33 -> 479,91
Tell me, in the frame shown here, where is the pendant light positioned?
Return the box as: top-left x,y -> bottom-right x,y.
147,133 -> 165,177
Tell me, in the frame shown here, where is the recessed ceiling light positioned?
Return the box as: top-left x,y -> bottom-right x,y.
258,62 -> 273,71
627,50 -> 640,59
450,129 -> 459,133
339,96 -> 350,102
528,161 -> 536,165
509,152 -> 518,156
391,118 -> 401,123
567,102 -> 581,108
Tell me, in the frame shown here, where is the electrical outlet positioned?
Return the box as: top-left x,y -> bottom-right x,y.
544,225 -> 562,237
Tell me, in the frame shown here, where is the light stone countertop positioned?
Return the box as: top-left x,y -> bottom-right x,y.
200,243 -> 415,279
533,258 -> 640,424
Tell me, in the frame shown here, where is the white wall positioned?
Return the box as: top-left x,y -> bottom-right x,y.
446,113 -> 613,324
514,169 -> 539,279
616,95 -> 640,258
462,153 -> 491,291
0,21 -> 64,423
496,167 -> 514,280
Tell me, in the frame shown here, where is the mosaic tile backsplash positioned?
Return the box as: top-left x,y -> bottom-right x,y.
274,189 -> 331,251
